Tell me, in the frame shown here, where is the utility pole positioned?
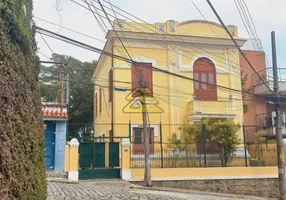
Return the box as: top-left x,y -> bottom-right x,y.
139,69 -> 151,186
60,71 -> 65,112
272,31 -> 285,199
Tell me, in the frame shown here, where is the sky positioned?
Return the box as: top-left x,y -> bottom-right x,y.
33,0 -> 286,68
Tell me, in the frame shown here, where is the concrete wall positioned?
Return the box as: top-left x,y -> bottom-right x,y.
149,178 -> 279,198
54,121 -> 67,171
240,50 -> 267,142
131,167 -> 279,198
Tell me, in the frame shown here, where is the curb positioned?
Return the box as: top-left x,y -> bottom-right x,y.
129,184 -> 276,200
46,178 -> 78,184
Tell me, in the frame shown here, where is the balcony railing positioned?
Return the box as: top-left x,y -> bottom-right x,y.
253,67 -> 286,86
187,100 -> 234,116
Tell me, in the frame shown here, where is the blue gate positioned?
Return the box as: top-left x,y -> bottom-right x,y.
44,121 -> 55,170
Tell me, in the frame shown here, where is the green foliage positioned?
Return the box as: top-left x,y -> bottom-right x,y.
209,120 -> 241,167
241,71 -> 251,114
39,54 -> 96,137
254,130 -> 266,160
1,0 -> 33,53
170,120 -> 241,167
0,1 -> 47,198
167,133 -> 183,167
167,133 -> 183,150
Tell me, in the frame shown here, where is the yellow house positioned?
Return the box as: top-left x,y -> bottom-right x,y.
92,19 -> 246,151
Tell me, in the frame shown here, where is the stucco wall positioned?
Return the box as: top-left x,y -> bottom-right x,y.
240,50 -> 267,142
149,178 -> 279,198
131,167 -> 279,198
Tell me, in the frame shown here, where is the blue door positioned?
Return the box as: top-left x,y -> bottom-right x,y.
44,121 -> 56,170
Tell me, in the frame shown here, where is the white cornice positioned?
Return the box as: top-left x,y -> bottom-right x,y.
106,30 -> 247,47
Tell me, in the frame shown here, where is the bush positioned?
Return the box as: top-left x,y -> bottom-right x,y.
0,0 -> 47,199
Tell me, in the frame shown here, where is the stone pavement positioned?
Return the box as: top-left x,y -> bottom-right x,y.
46,180 -> 273,200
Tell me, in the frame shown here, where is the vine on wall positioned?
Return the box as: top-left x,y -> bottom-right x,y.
0,0 -> 47,199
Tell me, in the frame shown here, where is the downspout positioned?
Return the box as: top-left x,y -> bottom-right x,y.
171,62 -> 175,134
111,44 -> 114,142
176,52 -> 181,137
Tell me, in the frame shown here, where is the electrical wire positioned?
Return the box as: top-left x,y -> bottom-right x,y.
34,16 -> 105,43
92,0 -> 245,68
39,33 -> 54,54
97,0 -> 134,61
239,0 -> 272,68
84,0 -> 107,34
71,0 -> 247,85
206,0 -> 276,97
38,51 -> 51,60
73,0 -> 247,77
35,26 -> 266,98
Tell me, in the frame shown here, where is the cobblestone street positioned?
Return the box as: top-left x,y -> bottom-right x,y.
46,181 -> 270,200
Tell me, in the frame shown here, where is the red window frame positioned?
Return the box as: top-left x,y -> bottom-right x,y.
193,58 -> 217,101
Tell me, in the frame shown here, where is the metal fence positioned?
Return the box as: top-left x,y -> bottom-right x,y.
130,142 -> 279,168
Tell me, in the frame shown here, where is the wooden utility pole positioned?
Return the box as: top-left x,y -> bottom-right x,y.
60,71 -> 65,112
272,31 -> 285,199
139,70 -> 151,186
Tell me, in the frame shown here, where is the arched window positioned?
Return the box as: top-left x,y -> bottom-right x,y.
193,57 -> 217,101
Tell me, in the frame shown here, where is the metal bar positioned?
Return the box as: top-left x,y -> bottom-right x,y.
272,31 -> 285,199
160,121 -> 163,168
129,120 -> 131,139
243,124 -> 248,167
202,122 -> 207,168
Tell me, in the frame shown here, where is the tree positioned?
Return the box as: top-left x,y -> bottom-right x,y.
241,71 -> 251,114
209,120 -> 240,167
39,54 -> 96,137
254,130 -> 266,161
167,133 -> 183,167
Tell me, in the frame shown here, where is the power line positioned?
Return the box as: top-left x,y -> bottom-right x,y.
39,33 -> 54,54
97,0 -> 134,60
239,0 -> 272,68
234,0 -> 257,50
71,0 -> 246,84
206,0 -> 276,97
74,0 -> 242,69
84,0 -> 107,33
36,17 -> 243,89
90,0 -> 247,69
34,16 -> 105,43
38,51 -> 51,60
35,26 -> 264,97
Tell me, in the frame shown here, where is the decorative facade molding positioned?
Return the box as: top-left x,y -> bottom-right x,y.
121,138 -> 131,146
70,138 -> 79,147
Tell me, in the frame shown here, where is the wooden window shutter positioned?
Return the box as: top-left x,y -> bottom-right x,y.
108,69 -> 113,103
131,63 -> 153,97
193,58 -> 217,101
99,87 -> 102,113
95,92 -> 98,117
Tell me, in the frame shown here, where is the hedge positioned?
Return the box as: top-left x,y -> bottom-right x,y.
0,0 -> 47,199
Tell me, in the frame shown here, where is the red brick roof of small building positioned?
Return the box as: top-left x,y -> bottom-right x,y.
41,103 -> 68,119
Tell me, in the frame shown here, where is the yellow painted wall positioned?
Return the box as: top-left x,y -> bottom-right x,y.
93,20 -> 244,141
94,55 -> 112,137
113,19 -> 238,39
131,167 -> 278,180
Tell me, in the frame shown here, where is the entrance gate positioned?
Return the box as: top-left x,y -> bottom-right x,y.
78,137 -> 122,179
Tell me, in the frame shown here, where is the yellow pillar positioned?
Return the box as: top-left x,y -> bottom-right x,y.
121,138 -> 131,180
64,145 -> 70,172
67,138 -> 79,181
